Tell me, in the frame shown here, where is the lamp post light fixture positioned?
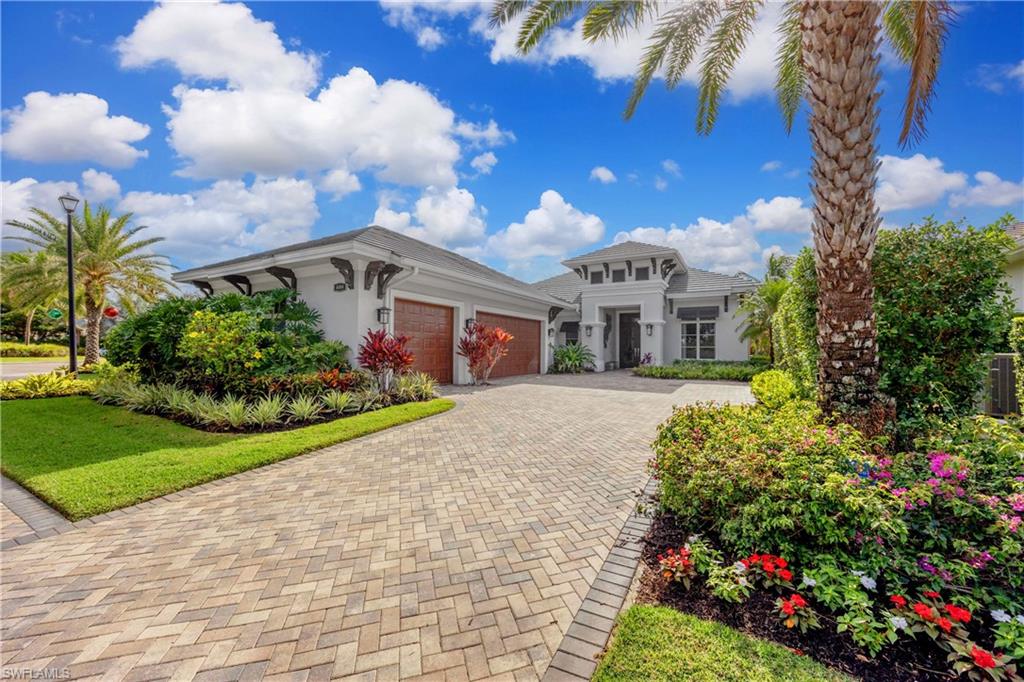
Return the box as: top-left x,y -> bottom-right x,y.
58,192 -> 80,373
376,305 -> 391,326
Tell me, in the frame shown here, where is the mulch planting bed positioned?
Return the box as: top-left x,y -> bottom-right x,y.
636,512 -> 956,681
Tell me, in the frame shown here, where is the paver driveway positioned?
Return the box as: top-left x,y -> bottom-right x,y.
1,373 -> 751,681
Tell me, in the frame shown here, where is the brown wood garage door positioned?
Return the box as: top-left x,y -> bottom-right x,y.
476,311 -> 541,378
394,298 -> 453,384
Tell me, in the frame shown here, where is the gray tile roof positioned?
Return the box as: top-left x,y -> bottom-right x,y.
562,240 -> 677,264
666,268 -> 759,294
175,225 -> 557,303
532,271 -> 584,305
1005,221 -> 1024,245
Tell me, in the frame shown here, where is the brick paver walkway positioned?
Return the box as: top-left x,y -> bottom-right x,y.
1,375 -> 750,681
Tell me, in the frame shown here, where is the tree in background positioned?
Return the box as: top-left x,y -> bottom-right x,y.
1,250 -> 65,344
772,249 -> 818,397
737,254 -> 791,363
5,203 -> 172,365
491,0 -> 954,435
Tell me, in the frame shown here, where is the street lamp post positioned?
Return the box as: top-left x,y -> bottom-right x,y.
58,193 -> 80,373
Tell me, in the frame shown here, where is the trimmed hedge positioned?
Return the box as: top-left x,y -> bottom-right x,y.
0,342 -> 73,358
635,360 -> 766,382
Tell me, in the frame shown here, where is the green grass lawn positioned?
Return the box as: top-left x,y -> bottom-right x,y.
593,605 -> 853,682
1,395 -> 455,520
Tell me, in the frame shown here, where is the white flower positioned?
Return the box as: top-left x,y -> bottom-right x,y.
889,616 -> 908,630
733,562 -> 747,575
801,576 -> 817,588
859,576 -> 877,591
1016,615 -> 1024,624
738,577 -> 749,587
991,610 -> 1011,623
851,570 -> 865,577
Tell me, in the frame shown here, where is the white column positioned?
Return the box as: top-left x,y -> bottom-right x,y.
582,321 -> 606,371
639,319 -> 666,365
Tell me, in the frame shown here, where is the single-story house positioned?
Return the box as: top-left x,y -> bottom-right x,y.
173,226 -> 758,384
1004,222 -> 1024,314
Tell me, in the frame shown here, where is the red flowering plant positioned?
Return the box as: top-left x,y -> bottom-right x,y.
456,323 -> 513,385
740,553 -> 794,589
888,590 -> 971,647
947,639 -> 1019,681
658,547 -> 697,589
357,329 -> 414,392
776,593 -> 820,633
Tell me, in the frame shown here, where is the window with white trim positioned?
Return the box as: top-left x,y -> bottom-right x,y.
681,320 -> 716,360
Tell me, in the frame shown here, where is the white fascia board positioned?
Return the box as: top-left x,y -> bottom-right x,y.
394,256 -> 564,309
172,241 -> 392,283
562,248 -> 684,268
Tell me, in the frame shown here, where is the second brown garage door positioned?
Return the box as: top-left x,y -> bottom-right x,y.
476,311 -> 541,378
395,298 -> 454,384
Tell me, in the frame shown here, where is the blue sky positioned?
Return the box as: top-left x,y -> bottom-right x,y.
2,1 -> 1022,281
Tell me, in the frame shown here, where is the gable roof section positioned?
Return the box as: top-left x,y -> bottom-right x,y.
174,225 -> 559,304
561,240 -> 682,267
1005,221 -> 1024,245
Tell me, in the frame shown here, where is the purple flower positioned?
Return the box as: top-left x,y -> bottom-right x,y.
918,556 -> 938,575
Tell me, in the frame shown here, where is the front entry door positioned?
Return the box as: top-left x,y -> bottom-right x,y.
618,313 -> 641,368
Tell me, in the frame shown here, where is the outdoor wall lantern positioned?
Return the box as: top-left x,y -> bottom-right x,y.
376,306 -> 391,325
645,323 -> 654,336
585,325 -> 593,337
465,317 -> 476,330
547,327 -> 555,337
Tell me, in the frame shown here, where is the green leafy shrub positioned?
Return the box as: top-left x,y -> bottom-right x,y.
750,370 -> 798,409
1011,316 -> 1024,409
653,401 -> 903,563
0,341 -> 74,358
321,390 -> 354,414
0,371 -> 93,399
771,248 -> 818,398
103,297 -> 204,380
220,395 -> 250,430
248,395 -> 286,427
550,343 -> 596,374
178,309 -> 266,393
286,395 -> 322,423
635,360 -> 764,381
394,372 -> 438,402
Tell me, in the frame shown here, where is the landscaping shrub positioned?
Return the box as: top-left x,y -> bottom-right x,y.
1011,316 -> 1024,409
771,248 -> 818,398
178,309 -> 266,394
750,369 -> 798,409
103,296 -> 204,379
357,329 -> 413,392
635,360 -> 764,381
0,341 -> 74,357
874,218 -> 1015,426
550,342 -> 596,374
0,371 -> 93,399
457,322 -> 513,384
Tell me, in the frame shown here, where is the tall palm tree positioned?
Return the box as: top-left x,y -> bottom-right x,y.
5,203 -> 173,364
737,253 -> 791,362
1,250 -> 66,344
492,0 -> 950,432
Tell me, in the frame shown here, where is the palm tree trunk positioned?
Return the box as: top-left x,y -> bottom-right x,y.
84,299 -> 102,365
802,0 -> 894,436
23,308 -> 35,345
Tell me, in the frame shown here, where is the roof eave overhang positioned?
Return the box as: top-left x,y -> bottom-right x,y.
561,247 -> 685,269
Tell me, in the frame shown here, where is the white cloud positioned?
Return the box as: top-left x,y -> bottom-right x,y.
1,92 -> 150,168
379,0 -> 480,52
416,26 -> 445,50
116,1 -> 319,91
761,160 -> 782,172
373,186 -> 486,248
319,168 -> 362,201
2,178 -> 79,236
470,152 -> 498,176
117,177 -> 319,264
876,154 -> 967,211
486,190 -> 604,261
950,171 -> 1024,208
662,159 -> 681,177
589,166 -> 617,184
744,196 -> 811,232
972,60 -> 1024,94
761,245 -> 786,262
81,169 -> 121,202
453,119 -> 515,148
654,176 -> 668,192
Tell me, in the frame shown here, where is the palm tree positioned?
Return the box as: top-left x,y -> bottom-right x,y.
1,250 -> 66,344
492,0 -> 950,432
5,203 -> 173,365
737,253 -> 791,362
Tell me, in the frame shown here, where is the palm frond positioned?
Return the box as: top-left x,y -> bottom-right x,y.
775,0 -> 805,134
696,0 -> 763,135
490,0 -> 530,29
518,1 -> 582,53
624,1 -> 720,119
898,0 -> 954,147
582,1 -> 657,43
882,0 -> 915,63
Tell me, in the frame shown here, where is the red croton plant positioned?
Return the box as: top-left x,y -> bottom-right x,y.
457,322 -> 513,385
357,329 -> 414,391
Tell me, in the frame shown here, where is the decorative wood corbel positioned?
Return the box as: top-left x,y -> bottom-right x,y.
191,280 -> 214,298
548,306 -> 562,323
224,274 -> 252,296
330,257 -> 354,290
626,260 -> 633,277
376,264 -> 404,298
266,266 -> 297,292
364,260 -> 385,291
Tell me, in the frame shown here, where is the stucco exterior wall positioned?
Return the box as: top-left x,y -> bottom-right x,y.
1006,256 -> 1024,314
663,294 -> 750,363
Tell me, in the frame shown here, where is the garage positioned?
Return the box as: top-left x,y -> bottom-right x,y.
476,311 -> 541,378
395,298 -> 454,384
